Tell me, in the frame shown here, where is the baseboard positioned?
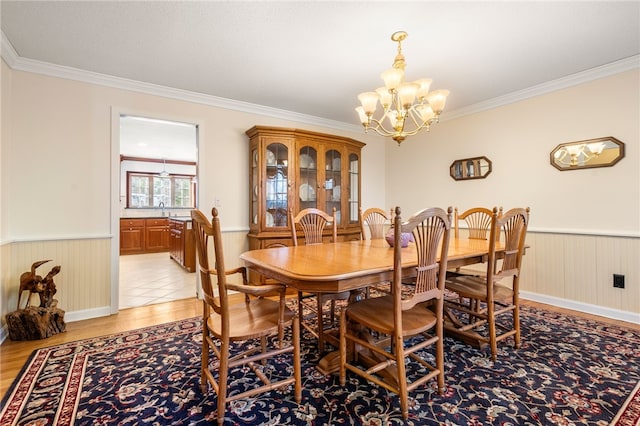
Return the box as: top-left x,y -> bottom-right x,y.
64,306 -> 112,323
521,291 -> 640,325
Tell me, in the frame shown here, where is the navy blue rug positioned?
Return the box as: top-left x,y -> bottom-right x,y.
1,304 -> 639,425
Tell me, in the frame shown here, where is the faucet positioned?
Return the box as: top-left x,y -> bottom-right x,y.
159,202 -> 165,216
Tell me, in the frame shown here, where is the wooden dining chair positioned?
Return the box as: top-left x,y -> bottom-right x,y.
454,207 -> 494,239
291,207 -> 350,354
359,207 -> 392,240
340,206 -> 452,420
359,207 -> 393,297
444,207 -> 530,361
448,206 -> 502,277
191,208 -> 301,425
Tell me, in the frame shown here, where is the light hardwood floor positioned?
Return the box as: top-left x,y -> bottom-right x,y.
1,297 -> 637,400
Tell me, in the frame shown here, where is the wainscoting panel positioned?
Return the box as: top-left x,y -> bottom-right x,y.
0,243 -> 12,338
520,232 -> 639,320
596,236 -> 639,314
220,230 -> 250,271
563,234 -> 598,304
520,233 -> 565,298
7,238 -> 111,313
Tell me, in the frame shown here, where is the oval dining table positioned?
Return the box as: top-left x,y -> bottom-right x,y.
240,237 -> 503,374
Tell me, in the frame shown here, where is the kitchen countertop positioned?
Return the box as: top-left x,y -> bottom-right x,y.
167,216 -> 192,222
120,216 -> 192,221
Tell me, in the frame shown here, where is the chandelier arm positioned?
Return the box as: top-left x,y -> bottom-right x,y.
364,117 -> 398,138
406,108 -> 432,133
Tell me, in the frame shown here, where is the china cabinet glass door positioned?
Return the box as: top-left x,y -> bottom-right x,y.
325,149 -> 341,225
251,147 -> 259,225
266,143 -> 289,228
299,145 -> 318,210
348,153 -> 360,224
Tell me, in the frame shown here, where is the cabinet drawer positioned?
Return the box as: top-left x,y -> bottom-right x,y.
146,218 -> 168,227
170,220 -> 186,230
121,219 -> 145,227
262,239 -> 290,249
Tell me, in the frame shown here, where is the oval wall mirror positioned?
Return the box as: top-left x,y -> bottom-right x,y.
550,136 -> 625,171
450,156 -> 492,181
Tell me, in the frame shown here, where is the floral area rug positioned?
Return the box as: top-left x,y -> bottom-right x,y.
1,303 -> 639,425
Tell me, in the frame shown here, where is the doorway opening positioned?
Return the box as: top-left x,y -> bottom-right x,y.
118,114 -> 198,309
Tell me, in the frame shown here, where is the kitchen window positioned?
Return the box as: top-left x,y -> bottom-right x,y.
127,172 -> 195,208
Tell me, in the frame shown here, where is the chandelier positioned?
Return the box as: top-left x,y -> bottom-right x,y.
355,31 -> 449,145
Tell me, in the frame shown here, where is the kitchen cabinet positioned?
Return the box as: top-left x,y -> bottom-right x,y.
145,218 -> 170,251
246,126 -> 364,281
169,217 -> 195,272
120,219 -> 145,254
120,218 -> 170,254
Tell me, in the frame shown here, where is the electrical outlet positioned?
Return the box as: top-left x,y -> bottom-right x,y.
613,274 -> 625,289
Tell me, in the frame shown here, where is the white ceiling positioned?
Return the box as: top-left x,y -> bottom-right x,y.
2,1 -> 639,158
119,115 -> 198,162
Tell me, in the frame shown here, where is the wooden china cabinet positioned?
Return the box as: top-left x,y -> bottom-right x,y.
246,126 -> 365,269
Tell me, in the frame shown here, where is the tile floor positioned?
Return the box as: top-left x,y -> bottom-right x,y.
119,252 -> 197,309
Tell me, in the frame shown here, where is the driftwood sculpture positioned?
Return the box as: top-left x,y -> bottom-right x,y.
40,265 -> 61,308
17,260 -> 61,309
7,260 -> 65,340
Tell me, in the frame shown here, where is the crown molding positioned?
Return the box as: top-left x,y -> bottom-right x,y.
1,30 -> 19,67
443,55 -> 640,121
3,31 -> 638,129
1,31 -> 360,134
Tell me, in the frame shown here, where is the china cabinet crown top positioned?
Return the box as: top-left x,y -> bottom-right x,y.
245,126 -> 365,150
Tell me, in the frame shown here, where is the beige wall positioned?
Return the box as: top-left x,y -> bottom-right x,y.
0,60 -> 386,335
386,69 -> 639,322
1,60 -> 638,341
387,70 -> 639,234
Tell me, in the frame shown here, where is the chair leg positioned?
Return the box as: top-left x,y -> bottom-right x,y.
317,296 -> 325,353
394,334 -> 409,420
487,302 -> 498,361
436,321 -> 445,393
293,315 -> 302,403
260,336 -> 267,365
217,338 -> 230,426
201,330 -> 209,393
513,294 -> 521,349
339,312 -> 347,386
